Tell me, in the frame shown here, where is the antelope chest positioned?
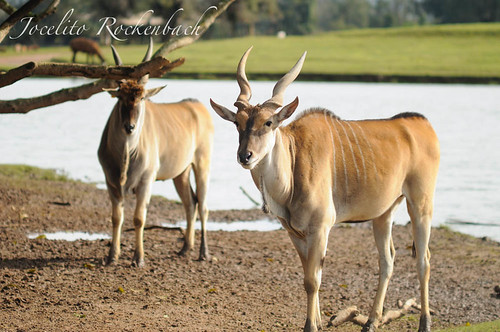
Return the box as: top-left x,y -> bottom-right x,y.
261,182 -> 287,219
261,181 -> 304,238
124,152 -> 157,193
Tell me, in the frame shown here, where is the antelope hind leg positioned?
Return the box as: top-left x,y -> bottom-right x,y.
173,166 -> 198,257
363,197 -> 403,331
406,189 -> 434,332
193,158 -> 211,261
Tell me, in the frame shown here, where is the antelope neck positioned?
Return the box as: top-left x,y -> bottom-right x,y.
252,129 -> 295,211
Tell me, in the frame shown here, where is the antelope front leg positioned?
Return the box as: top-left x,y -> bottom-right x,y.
132,179 -> 153,267
107,191 -> 124,265
291,225 -> 330,332
173,167 -> 198,257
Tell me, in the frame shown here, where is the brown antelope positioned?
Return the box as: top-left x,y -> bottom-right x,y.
70,37 -> 106,64
98,40 -> 213,266
210,47 -> 439,332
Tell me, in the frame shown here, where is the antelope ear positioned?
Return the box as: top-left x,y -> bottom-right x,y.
103,88 -> 119,98
144,85 -> 166,99
274,97 -> 299,124
210,98 -> 236,122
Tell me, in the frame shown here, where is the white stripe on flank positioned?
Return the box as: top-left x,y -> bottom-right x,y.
332,119 -> 348,193
337,120 -> 360,180
324,112 -> 337,191
353,122 -> 378,180
346,121 -> 367,184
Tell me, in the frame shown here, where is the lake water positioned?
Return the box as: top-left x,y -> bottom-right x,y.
26,219 -> 283,241
1,79 -> 499,241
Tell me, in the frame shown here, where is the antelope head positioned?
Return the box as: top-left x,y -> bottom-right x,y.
106,39 -> 165,135
211,47 -> 306,169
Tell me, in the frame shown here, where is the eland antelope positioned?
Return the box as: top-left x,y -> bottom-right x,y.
98,40 -> 213,266
70,37 -> 106,64
210,47 -> 440,332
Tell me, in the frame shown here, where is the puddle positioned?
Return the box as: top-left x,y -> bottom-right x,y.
161,219 -> 283,232
27,220 -> 283,241
28,231 -> 111,241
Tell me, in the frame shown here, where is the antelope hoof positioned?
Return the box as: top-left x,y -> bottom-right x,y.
361,320 -> 377,332
105,256 -> 117,266
197,247 -> 210,261
177,242 -> 192,257
418,315 -> 431,332
105,250 -> 119,266
132,252 -> 145,268
131,258 -> 145,268
197,252 -> 211,262
303,318 -> 319,332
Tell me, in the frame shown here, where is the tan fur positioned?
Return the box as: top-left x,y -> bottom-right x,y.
99,81 -> 213,266
211,52 -> 439,332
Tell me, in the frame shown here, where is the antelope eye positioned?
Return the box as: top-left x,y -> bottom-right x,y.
265,121 -> 272,127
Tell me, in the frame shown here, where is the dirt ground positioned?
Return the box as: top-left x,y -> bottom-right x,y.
0,171 -> 499,331
0,52 -> 64,67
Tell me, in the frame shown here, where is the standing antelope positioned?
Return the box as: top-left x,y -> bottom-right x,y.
210,47 -> 439,332
98,40 -> 213,266
70,37 -> 106,64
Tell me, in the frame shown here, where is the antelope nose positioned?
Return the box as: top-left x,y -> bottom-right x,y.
239,151 -> 253,164
124,123 -> 135,134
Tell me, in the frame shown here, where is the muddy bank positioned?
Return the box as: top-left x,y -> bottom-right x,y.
0,168 -> 499,331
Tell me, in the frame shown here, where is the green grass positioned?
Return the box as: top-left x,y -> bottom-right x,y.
170,22 -> 500,78
0,164 -> 70,182
436,320 -> 500,332
1,23 -> 500,78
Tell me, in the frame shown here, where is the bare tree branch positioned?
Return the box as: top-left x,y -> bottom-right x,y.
32,0 -> 59,23
154,0 -> 236,57
327,298 -> 430,329
0,0 -> 16,15
0,0 -> 236,114
0,0 -> 45,43
0,0 -> 59,26
0,57 -> 185,113
0,57 -> 185,88
0,79 -> 117,114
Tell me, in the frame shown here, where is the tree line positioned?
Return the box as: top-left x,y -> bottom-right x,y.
231,0 -> 500,36
2,0 -> 500,45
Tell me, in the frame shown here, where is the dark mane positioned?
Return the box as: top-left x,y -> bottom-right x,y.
181,98 -> 199,103
391,112 -> 426,120
294,107 -> 341,121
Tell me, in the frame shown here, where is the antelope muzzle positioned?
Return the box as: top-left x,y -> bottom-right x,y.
124,123 -> 135,134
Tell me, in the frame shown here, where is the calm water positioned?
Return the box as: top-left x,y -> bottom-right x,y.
1,79 -> 499,241
27,219 -> 283,241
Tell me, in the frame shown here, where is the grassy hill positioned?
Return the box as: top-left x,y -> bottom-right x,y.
168,23 -> 500,80
1,23 -> 500,82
